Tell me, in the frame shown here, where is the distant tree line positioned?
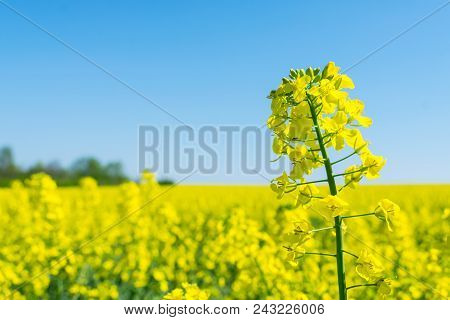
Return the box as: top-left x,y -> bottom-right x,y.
0,146 -> 128,187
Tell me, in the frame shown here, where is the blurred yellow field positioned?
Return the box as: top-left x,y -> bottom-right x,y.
0,173 -> 448,300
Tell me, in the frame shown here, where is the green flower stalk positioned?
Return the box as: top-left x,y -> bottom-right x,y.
268,62 -> 400,300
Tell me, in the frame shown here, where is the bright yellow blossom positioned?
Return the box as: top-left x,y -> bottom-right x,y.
374,199 -> 400,231
292,75 -> 311,102
270,172 -> 290,199
164,285 -> 209,300
295,183 -> 320,206
362,152 -> 386,179
313,195 -> 349,221
322,61 -> 340,79
344,165 -> 364,189
355,249 -> 384,281
376,279 -> 392,299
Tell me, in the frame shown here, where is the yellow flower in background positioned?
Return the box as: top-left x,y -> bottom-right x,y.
140,170 -> 157,186
443,208 -> 450,219
183,284 -> 210,300
0,178 -> 447,300
79,176 -> 98,189
163,288 -> 184,300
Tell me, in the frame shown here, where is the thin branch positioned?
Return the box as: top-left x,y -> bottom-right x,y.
333,167 -> 368,178
310,226 -> 334,233
293,179 -> 328,186
346,283 -> 377,290
314,105 -> 323,116
275,135 -> 296,149
338,180 -> 353,192
308,195 -> 324,199
341,213 -> 375,219
342,250 -> 359,259
284,187 -> 298,194
304,157 -> 325,164
297,192 -> 324,201
270,118 -> 286,129
270,155 -> 283,162
330,150 -> 358,166
302,252 -> 336,258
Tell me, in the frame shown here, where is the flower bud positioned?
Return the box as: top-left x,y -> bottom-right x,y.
289,69 -> 298,79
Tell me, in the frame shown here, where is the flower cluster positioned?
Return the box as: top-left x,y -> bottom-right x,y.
0,174 -> 314,300
268,62 -> 385,202
163,283 -> 210,300
267,62 -> 401,299
0,176 -> 446,299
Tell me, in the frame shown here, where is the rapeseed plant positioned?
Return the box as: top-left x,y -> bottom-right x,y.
268,62 -> 400,299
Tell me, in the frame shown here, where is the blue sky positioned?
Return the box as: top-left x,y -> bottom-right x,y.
1,0 -> 449,184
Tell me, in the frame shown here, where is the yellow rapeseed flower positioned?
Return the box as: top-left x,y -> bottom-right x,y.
374,199 -> 400,232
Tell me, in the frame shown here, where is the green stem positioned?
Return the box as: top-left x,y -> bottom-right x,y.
308,95 -> 347,300
334,216 -> 347,299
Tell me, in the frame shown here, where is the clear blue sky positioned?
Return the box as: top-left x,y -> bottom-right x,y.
1,0 -> 449,184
